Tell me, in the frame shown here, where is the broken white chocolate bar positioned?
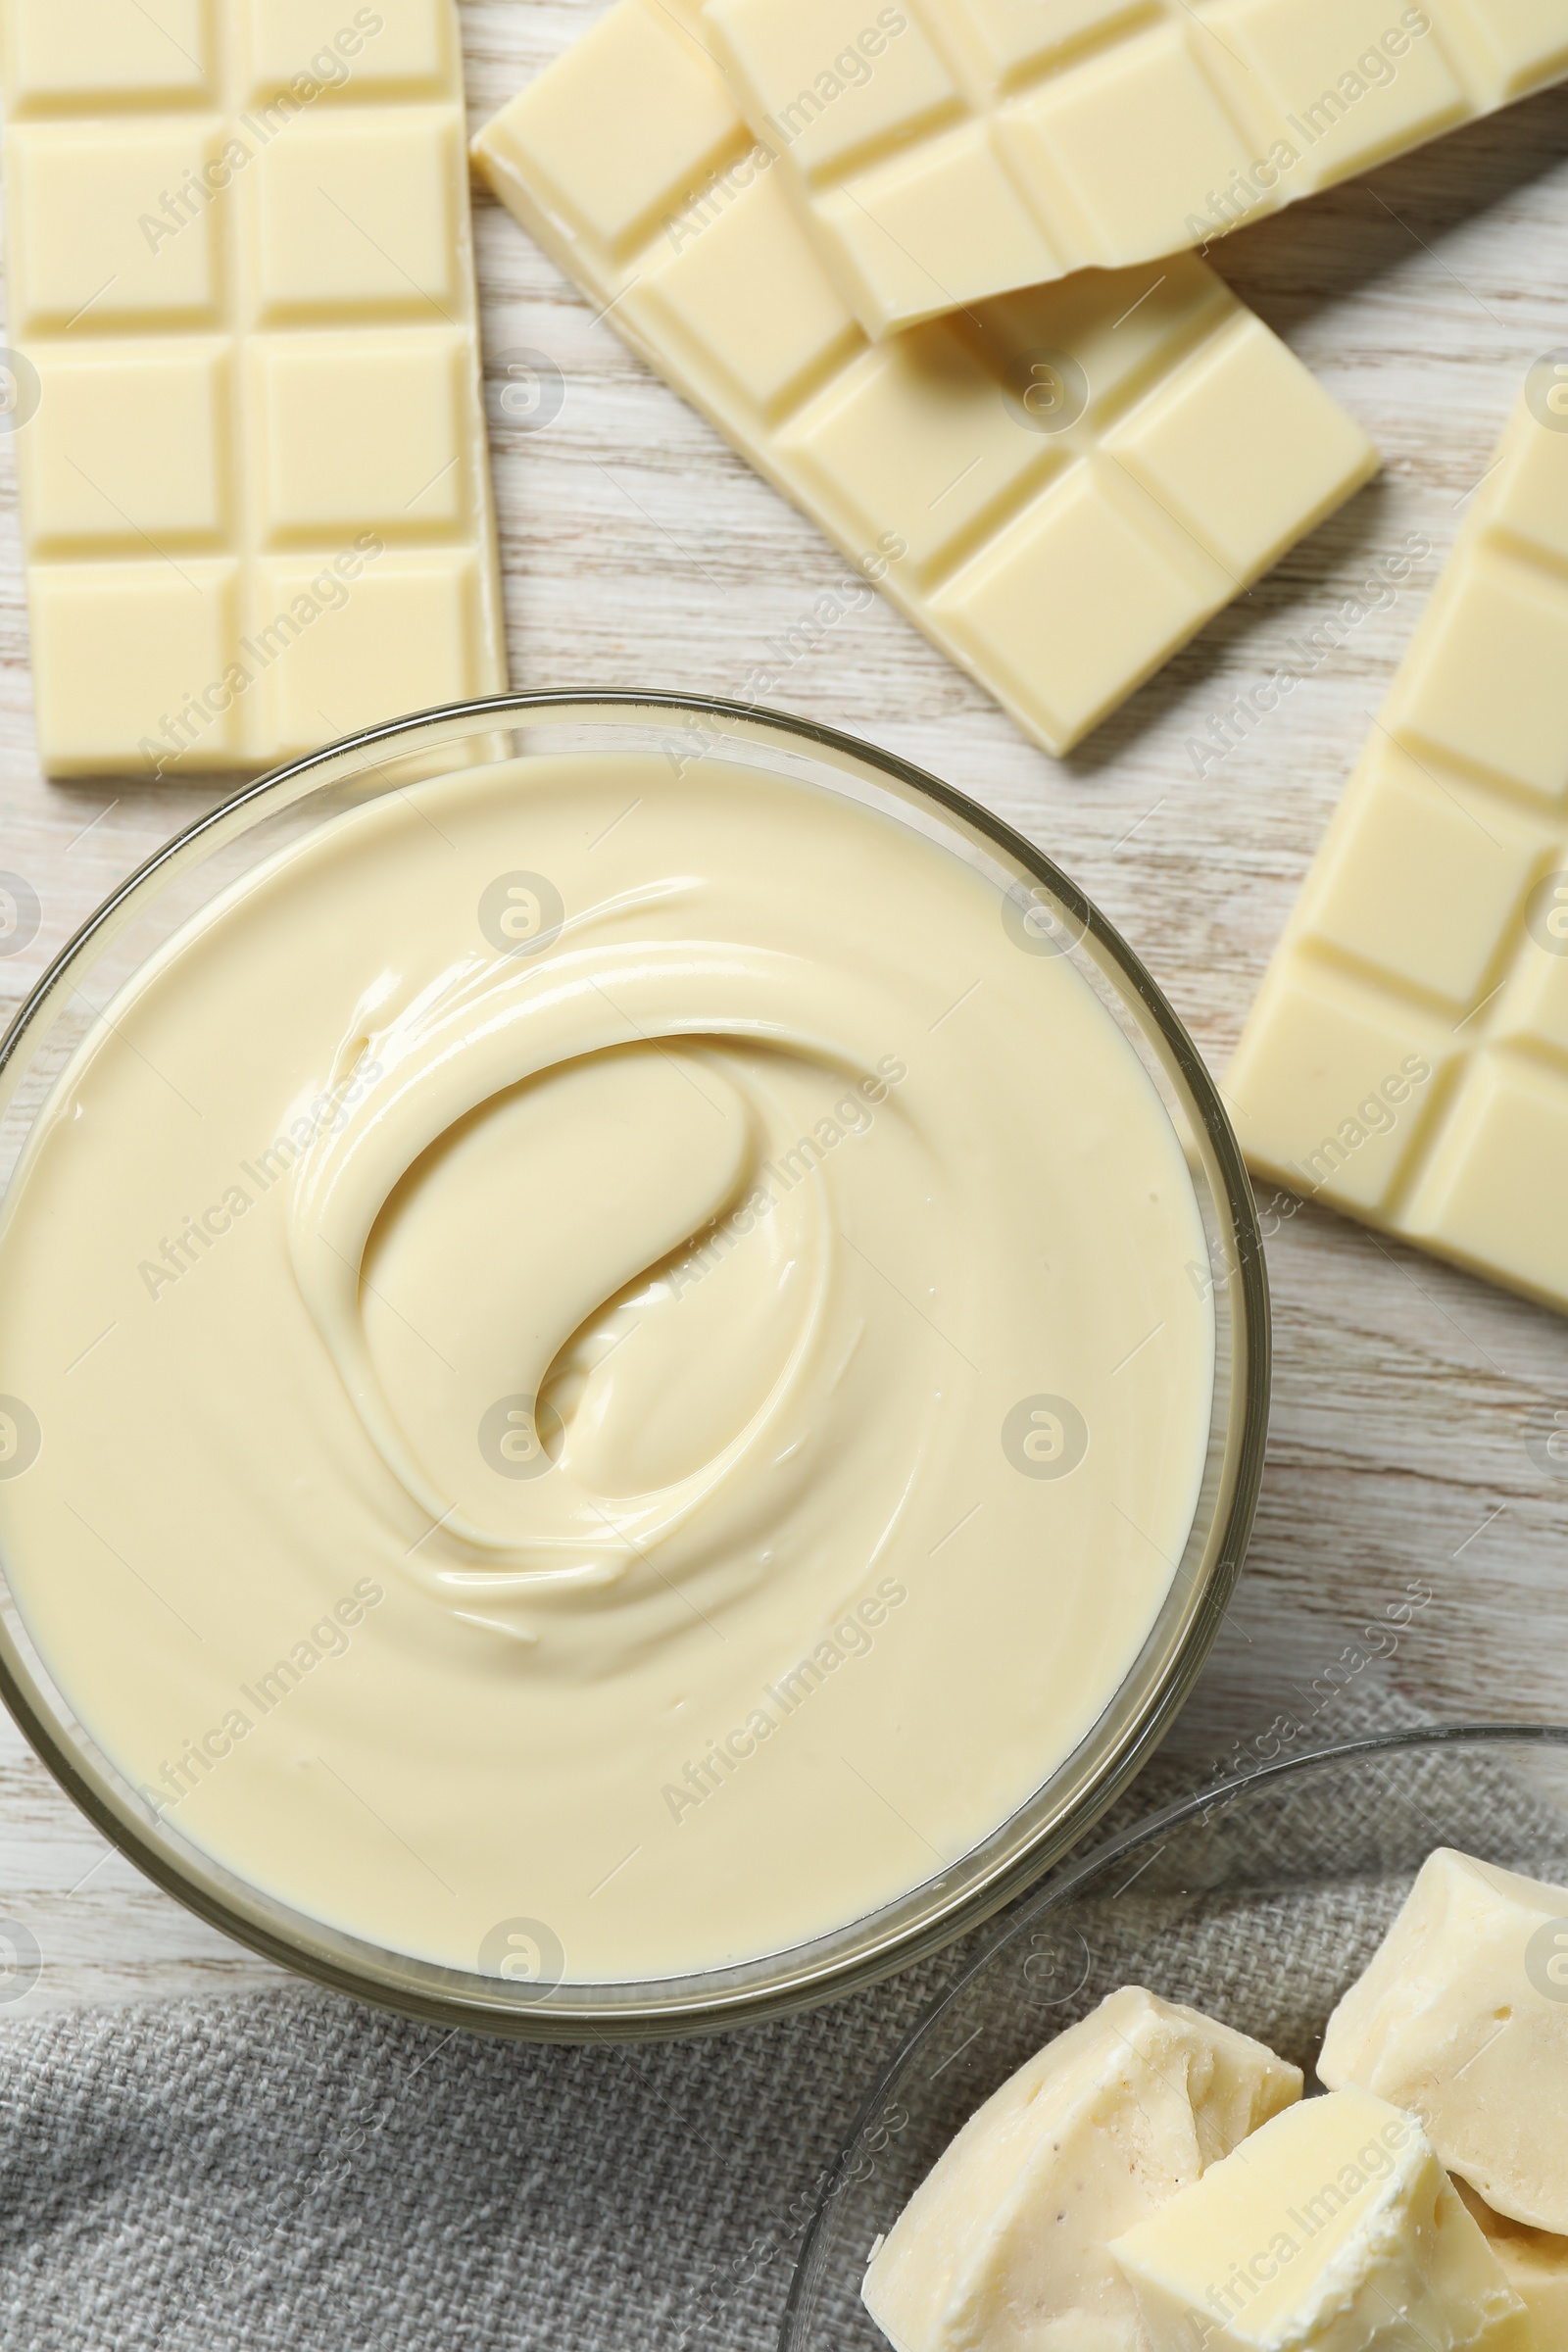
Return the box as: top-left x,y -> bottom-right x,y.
1,0 -> 506,778
1112,2087 -> 1533,2352
472,0 -> 1376,759
704,0 -> 1568,339
862,1985 -> 1301,2352
1320,1846 -> 1568,2234
1228,379 -> 1568,1314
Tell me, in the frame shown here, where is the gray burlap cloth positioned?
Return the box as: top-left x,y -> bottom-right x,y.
3,1690 -> 1562,2350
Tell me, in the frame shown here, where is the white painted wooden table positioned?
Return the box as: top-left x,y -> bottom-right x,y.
0,1 -> 1565,2016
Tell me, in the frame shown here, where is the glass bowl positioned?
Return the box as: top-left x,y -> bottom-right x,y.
781,1724 -> 1568,2347
0,692 -> 1269,2039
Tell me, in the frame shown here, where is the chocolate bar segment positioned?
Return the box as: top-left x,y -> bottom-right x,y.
2,0 -> 507,778
704,0 -> 1568,337
473,0 -> 1376,758
1230,378 -> 1568,1312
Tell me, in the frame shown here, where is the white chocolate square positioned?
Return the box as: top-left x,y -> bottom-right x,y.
814,123 -> 1062,327
930,464 -> 1223,752
30,561 -> 244,774
1226,969 -> 1448,1215
0,0 -> 505,777
253,330 -> 466,538
640,172 -> 860,424
252,109 -> 462,321
994,249 -> 1230,419
1388,553 -> 1568,803
1231,390 -> 1568,1314
1,0 -> 215,113
1404,1057 -> 1568,1303
1497,926 -> 1568,1058
702,0 -> 1568,337
709,0 -> 963,179
780,325 -> 1056,576
20,341 -> 231,551
1490,407 -> 1568,564
1227,0 -> 1469,182
1293,738 -> 1544,1013
8,120 -> 227,333
473,0 -> 1376,758
1103,312 -> 1379,579
485,0 -> 745,264
1448,0 -> 1568,97
258,552 -> 491,755
242,0 -> 455,103
1000,27 -> 1256,270
956,0 -> 1149,77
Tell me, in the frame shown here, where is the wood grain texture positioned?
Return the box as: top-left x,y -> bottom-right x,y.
0,0 -> 1565,2016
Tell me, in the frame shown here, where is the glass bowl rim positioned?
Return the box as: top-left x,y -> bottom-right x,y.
0,689 -> 1272,2039
777,1718 -> 1568,2348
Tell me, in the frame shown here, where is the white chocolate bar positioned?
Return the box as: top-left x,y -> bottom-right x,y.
472,0 -> 1376,759
0,0 -> 507,779
1229,375 -> 1568,1314
703,0 -> 1568,339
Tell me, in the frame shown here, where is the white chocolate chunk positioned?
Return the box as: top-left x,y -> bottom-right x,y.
1,0 -> 506,778
1458,2180 -> 1568,2352
1228,385 -> 1568,1313
473,0 -> 1376,759
1319,1847 -> 1568,2234
1111,2087 -> 1534,2352
703,0 -> 1568,339
861,1985 -> 1302,2352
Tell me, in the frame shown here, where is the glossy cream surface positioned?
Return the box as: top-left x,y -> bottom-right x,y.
0,752 -> 1214,1981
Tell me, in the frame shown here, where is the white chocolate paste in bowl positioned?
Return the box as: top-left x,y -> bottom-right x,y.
0,755 -> 1214,1981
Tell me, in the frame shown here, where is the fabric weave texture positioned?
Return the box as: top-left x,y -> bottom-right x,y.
0,1690 -> 1478,2350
